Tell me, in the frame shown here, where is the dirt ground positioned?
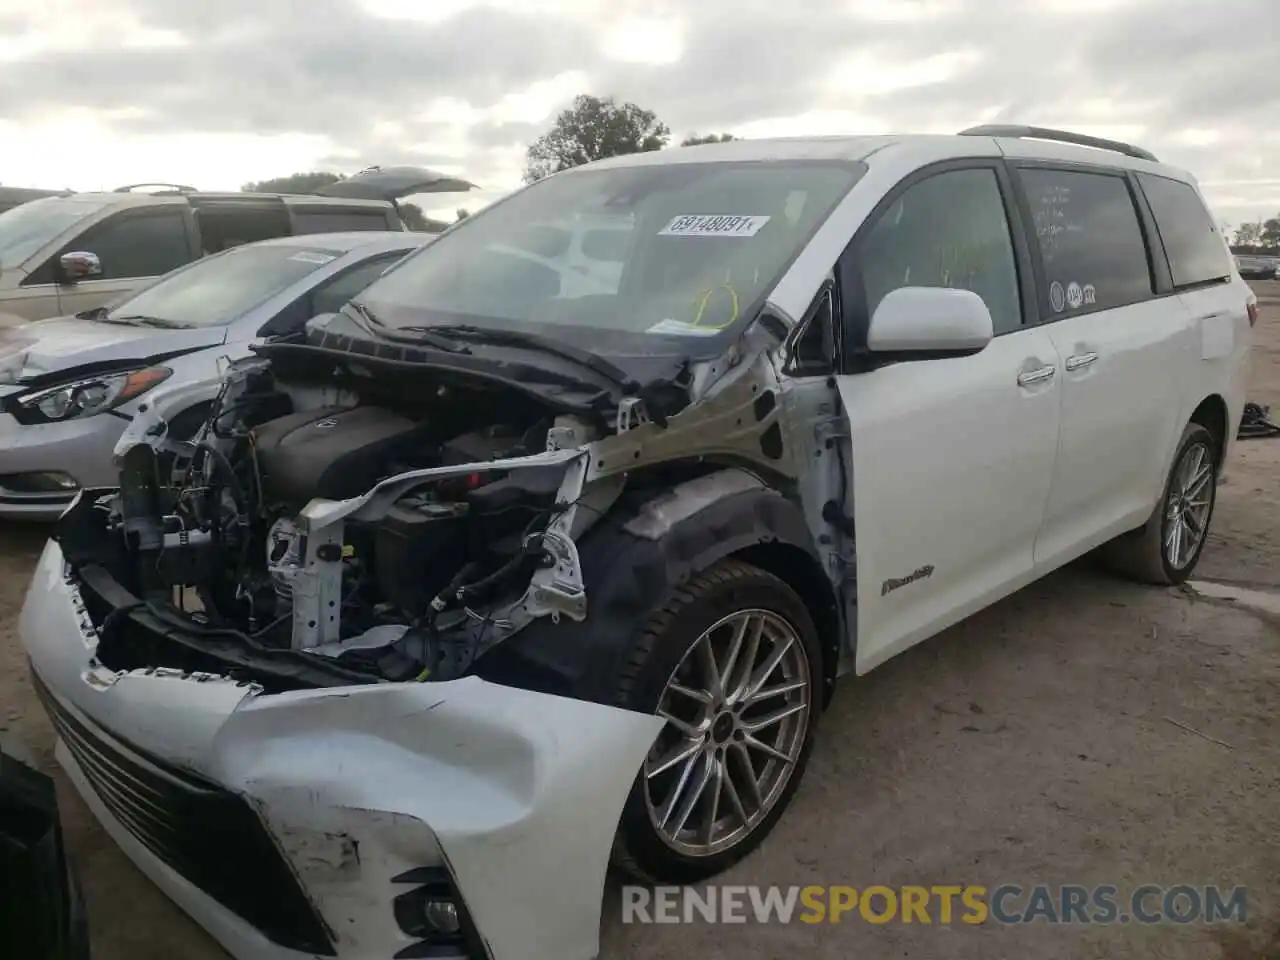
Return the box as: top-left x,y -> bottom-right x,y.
2,288 -> 1278,960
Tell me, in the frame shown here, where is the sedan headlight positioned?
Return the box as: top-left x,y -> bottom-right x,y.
15,366 -> 172,424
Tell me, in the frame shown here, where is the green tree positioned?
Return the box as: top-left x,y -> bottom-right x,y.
523,94 -> 670,183
241,171 -> 344,194
1260,216 -> 1280,249
1233,221 -> 1263,247
398,202 -> 428,230
681,133 -> 736,146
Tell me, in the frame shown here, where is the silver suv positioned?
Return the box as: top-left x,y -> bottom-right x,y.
0,166 -> 474,326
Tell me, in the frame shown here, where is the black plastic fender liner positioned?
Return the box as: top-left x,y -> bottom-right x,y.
472,475 -> 827,706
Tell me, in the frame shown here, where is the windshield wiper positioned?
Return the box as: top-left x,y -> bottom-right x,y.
101,314 -> 186,329
409,324 -> 628,384
342,300 -> 470,354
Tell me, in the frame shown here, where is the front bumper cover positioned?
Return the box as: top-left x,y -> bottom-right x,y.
21,539 -> 664,960
0,411 -> 124,519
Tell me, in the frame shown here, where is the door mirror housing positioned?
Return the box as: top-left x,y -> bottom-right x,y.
866,286 -> 993,358
58,251 -> 102,284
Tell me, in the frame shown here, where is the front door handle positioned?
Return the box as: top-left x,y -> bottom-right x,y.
1017,364 -> 1056,387
1065,351 -> 1099,371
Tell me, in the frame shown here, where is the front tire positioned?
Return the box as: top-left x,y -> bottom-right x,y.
610,559 -> 822,883
1103,422 -> 1219,585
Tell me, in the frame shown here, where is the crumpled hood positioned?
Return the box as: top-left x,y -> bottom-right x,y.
0,316 -> 227,384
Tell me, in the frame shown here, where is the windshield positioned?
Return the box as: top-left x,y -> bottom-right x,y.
106,243 -> 340,328
359,160 -> 864,353
0,196 -> 114,269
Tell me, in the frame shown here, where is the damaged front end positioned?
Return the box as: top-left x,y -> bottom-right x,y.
66,318 -> 800,693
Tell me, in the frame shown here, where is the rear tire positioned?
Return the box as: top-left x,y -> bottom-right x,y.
1102,422 -> 1219,585
609,559 -> 822,884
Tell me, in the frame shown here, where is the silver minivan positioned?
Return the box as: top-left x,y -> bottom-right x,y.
0,166 -> 475,326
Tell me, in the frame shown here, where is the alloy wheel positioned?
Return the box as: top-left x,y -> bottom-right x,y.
643,609 -> 811,857
1163,440 -> 1214,571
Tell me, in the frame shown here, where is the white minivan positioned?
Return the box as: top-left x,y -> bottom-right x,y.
24,126 -> 1253,960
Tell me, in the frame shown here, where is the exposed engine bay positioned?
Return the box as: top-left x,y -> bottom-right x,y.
69,354 -> 627,689
55,318 -> 828,693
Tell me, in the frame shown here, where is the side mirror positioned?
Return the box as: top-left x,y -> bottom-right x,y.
58,251 -> 101,284
867,286 -> 993,358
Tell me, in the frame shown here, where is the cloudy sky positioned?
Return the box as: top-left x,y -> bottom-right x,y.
1,0 -> 1277,227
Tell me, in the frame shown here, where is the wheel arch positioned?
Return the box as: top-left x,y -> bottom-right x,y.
727,541 -> 842,707
473,467 -> 844,708
1188,393 -> 1229,468
164,399 -> 216,440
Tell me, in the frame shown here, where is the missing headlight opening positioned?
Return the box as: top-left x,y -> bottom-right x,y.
61,326 -> 825,696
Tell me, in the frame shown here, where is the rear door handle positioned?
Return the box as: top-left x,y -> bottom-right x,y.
1065,352 -> 1099,371
1017,365 -> 1056,386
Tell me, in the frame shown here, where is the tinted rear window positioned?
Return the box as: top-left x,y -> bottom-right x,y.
1017,168 -> 1153,315
292,210 -> 392,234
1137,173 -> 1230,287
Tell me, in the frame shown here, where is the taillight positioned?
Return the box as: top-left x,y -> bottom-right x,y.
1246,301 -> 1258,328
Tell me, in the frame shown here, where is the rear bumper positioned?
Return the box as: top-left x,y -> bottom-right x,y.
21,538 -> 663,960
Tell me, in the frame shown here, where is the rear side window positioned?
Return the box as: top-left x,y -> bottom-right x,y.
1137,173 -> 1230,287
292,209 -> 392,234
1017,168 -> 1152,315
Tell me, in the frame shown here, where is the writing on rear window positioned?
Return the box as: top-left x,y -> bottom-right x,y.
1017,168 -> 1153,313
659,215 -> 771,238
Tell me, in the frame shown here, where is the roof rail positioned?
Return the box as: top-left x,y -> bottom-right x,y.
113,182 -> 197,194
957,125 -> 1158,163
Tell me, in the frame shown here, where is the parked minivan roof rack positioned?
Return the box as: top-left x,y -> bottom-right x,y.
113,182 -> 197,194
957,125 -> 1158,163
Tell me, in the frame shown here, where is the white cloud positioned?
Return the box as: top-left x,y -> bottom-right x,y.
825,48 -> 983,98
491,71 -> 592,124
600,16 -> 685,65
0,115 -> 334,191
0,0 -> 1276,227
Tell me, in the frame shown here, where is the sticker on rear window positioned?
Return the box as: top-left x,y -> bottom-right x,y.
289,251 -> 336,265
1049,281 -> 1066,312
646,318 -> 725,337
658,214 -> 771,238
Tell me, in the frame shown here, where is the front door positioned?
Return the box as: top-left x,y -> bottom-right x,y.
833,163 -> 1063,673
53,208 -> 196,317
0,278 -> 62,323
